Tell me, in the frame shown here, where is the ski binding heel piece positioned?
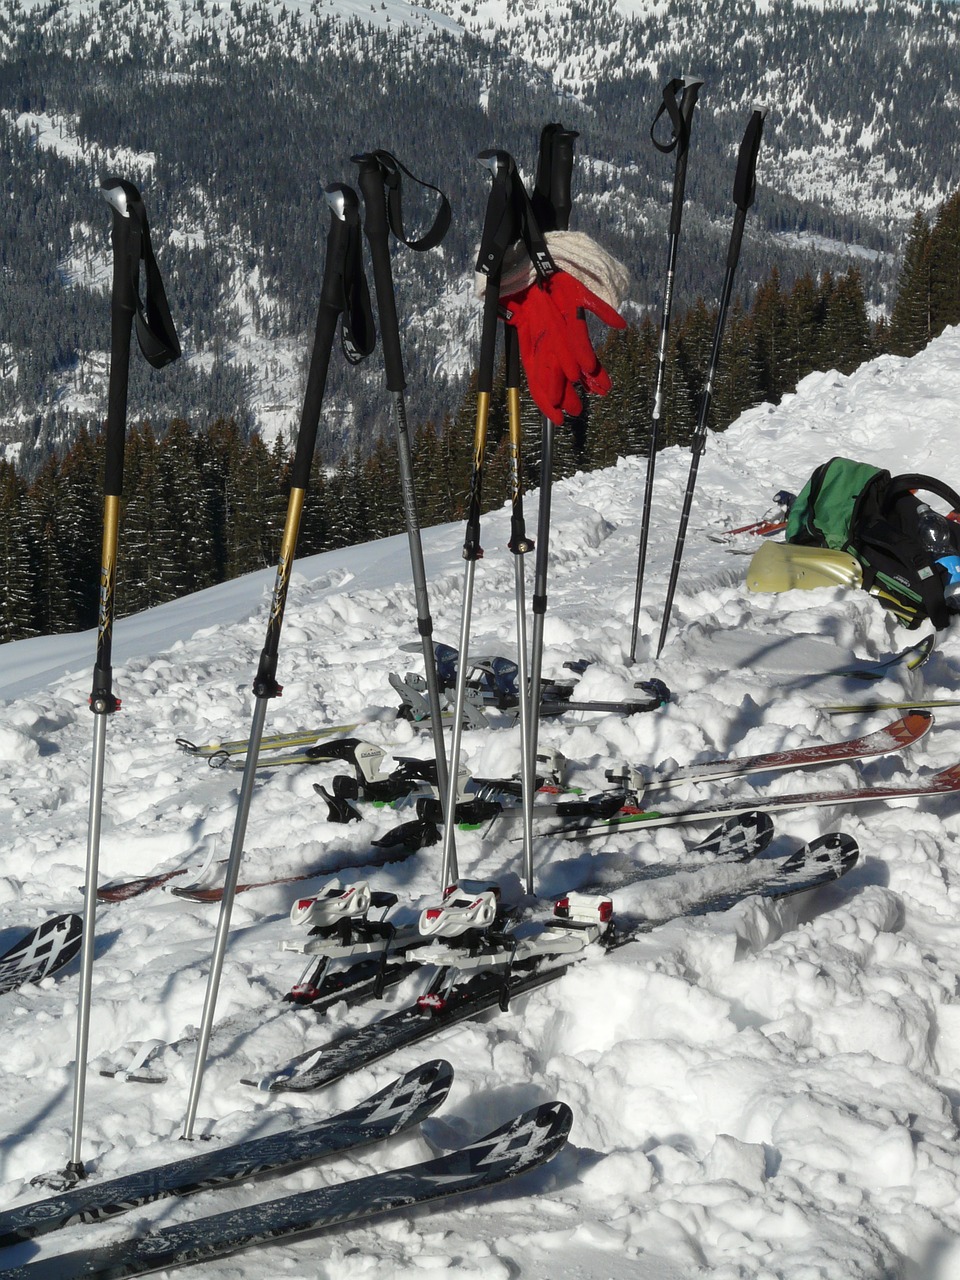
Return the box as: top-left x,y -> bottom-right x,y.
553,892 -> 614,927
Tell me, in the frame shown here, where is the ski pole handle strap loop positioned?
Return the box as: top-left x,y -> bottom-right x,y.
371,150 -> 451,252
323,184 -> 376,365
134,217 -> 181,368
651,77 -> 686,154
341,216 -> 376,363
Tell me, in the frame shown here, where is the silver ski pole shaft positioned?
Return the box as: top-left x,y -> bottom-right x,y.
440,149 -> 514,888
182,701 -> 266,1139
505,327 -> 536,893
182,187 -> 362,1136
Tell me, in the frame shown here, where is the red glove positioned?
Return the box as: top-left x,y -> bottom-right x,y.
545,270 -> 626,394
501,281 -> 583,423
501,271 -> 626,422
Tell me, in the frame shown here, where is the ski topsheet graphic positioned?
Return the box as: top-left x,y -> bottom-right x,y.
0,1094 -> 571,1279
0,914 -> 82,995
0,1060 -> 453,1247
635,711 -> 931,794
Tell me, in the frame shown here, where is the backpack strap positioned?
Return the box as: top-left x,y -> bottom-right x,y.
883,474 -> 960,515
862,473 -> 960,629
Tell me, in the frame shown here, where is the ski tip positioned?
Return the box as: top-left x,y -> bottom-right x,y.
899,709 -> 934,735
465,1100 -> 573,1179
780,832 -> 860,882
392,1058 -> 455,1100
907,633 -> 937,668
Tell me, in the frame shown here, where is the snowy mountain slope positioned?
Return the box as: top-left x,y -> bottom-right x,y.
3,0 -> 959,464
1,330 -> 960,1276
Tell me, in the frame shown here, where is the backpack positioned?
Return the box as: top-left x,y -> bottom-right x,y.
785,456 -> 960,629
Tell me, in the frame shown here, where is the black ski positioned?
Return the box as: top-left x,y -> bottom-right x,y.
0,915 -> 83,995
0,1060 -> 452,1248
247,831 -> 857,1094
2,1098 -> 571,1279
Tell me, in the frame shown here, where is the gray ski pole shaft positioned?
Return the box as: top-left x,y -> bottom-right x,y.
628,76 -> 703,663
62,177 -> 180,1187
182,186 -> 364,1139
353,151 -> 450,826
504,324 -> 536,893
656,108 -> 766,659
440,149 -> 516,889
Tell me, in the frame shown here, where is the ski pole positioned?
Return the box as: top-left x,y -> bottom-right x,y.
525,123 -> 577,841
439,149 -> 518,890
353,150 -> 452,839
628,75 -> 703,663
656,108 -> 766,659
504,321 -> 537,893
63,177 -> 180,1187
182,185 -> 373,1140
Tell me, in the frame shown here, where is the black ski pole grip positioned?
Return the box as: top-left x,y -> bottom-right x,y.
733,108 -> 766,214
537,123 -> 578,234
354,154 -> 406,394
549,129 -> 576,233
288,185 -> 356,490
726,109 -> 765,271
100,177 -> 143,498
669,77 -> 703,237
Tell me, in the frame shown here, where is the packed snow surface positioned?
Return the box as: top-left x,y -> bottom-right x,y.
3,330 -> 960,1277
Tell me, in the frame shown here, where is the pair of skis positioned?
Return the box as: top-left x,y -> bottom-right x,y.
0,1061 -> 570,1278
173,628 -> 936,771
530,714 -> 959,841
96,813 -> 774,1086
244,820 -> 859,1095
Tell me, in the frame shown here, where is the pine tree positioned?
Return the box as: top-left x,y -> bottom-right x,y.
0,461 -> 38,641
57,425 -> 103,628
820,269 -> 873,374
888,212 -> 933,356
783,271 -> 821,389
928,190 -> 960,333
26,457 -> 72,637
749,268 -> 788,403
712,298 -> 758,426
160,418 -> 218,597
120,423 -> 172,613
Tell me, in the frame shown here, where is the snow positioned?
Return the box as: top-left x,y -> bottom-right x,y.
3,327 -> 960,1276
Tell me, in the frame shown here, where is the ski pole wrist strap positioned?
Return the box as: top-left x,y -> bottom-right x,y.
476,150 -> 557,287
371,150 -> 451,252
327,189 -> 376,365
341,226 -> 376,364
128,202 -> 181,369
651,77 -> 686,154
